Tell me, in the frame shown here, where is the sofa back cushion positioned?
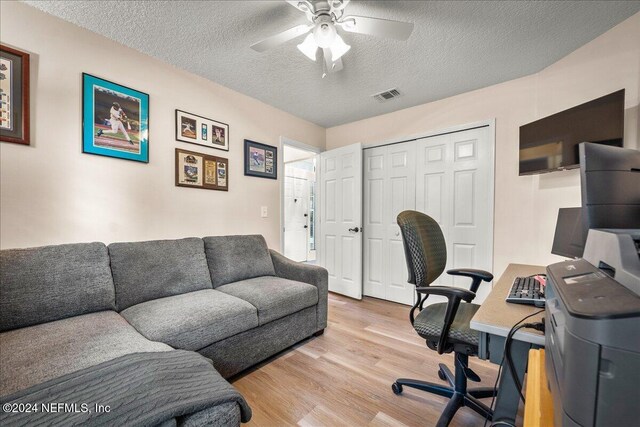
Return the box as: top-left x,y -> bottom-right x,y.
203,235 -> 275,287
109,238 -> 213,311
0,242 -> 116,332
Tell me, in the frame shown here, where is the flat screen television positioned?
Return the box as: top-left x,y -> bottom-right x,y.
519,89 -> 624,175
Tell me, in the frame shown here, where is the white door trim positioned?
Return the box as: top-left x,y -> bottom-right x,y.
279,136 -> 322,254
362,119 -> 495,150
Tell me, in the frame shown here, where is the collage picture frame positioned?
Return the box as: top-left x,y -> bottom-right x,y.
175,109 -> 229,151
244,139 -> 277,179
0,44 -> 30,145
175,147 -> 228,191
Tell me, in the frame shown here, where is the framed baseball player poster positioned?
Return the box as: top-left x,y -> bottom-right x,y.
82,73 -> 149,162
175,109 -> 229,152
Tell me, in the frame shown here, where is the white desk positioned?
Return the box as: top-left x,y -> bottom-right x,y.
470,263 -> 547,425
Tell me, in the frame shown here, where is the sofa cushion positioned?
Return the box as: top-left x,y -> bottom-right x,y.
217,276 -> 318,325
0,242 -> 115,332
0,311 -> 171,397
120,289 -> 259,351
109,237 -> 213,311
203,235 -> 276,288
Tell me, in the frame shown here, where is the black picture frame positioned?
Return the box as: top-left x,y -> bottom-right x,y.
244,139 -> 277,179
175,109 -> 229,152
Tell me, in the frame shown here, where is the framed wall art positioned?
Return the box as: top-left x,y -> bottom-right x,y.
175,148 -> 228,191
0,44 -> 30,145
244,139 -> 277,180
175,109 -> 229,151
82,73 -> 149,162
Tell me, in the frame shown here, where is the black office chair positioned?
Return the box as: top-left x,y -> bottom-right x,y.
392,210 -> 495,426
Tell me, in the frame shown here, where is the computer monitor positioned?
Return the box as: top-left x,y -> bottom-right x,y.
579,142 -> 640,243
551,207 -> 584,258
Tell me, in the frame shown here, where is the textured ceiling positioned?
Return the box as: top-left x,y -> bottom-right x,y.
23,1 -> 640,127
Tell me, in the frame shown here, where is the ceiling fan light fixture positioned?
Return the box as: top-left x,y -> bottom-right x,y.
297,33 -> 318,61
330,34 -> 350,62
313,22 -> 337,48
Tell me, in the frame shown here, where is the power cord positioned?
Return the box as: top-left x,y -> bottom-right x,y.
504,320 -> 545,403
483,309 -> 544,427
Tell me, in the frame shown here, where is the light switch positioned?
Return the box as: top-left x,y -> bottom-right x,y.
261,206 -> 268,218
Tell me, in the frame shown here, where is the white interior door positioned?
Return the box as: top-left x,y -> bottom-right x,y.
284,176 -> 310,262
386,142 -> 417,304
363,142 -> 416,305
319,143 -> 363,299
415,126 -> 494,303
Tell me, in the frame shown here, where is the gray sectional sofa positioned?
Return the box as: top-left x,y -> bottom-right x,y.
0,235 -> 328,426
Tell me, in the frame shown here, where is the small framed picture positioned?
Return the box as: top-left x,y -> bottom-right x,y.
175,148 -> 228,191
0,44 -> 30,145
244,139 -> 277,180
175,109 -> 229,151
82,73 -> 149,162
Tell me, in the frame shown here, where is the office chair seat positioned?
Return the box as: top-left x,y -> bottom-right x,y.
413,302 -> 480,348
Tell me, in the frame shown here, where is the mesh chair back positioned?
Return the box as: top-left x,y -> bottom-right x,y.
397,210 -> 447,287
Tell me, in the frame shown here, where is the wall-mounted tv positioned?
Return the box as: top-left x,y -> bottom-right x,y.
519,89 -> 624,175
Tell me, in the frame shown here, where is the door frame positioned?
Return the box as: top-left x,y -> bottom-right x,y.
280,136 -> 322,255
361,119 -> 496,274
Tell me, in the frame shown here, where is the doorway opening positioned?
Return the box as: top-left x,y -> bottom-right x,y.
281,139 -> 320,264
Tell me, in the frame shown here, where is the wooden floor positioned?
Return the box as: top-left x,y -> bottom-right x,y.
233,293 -> 501,427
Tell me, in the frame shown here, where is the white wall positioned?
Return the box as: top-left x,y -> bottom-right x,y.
326,13 -> 640,279
0,1 -> 325,249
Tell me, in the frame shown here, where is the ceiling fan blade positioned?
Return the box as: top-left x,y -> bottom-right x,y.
338,16 -> 414,41
250,24 -> 312,52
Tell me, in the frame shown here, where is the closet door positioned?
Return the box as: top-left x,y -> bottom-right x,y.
448,127 -> 493,302
363,142 -> 416,305
363,147 -> 386,300
385,142 -> 416,304
415,127 -> 494,302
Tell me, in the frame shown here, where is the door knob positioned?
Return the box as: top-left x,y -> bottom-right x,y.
396,231 -> 400,237
304,225 -> 308,229
348,227 -> 360,233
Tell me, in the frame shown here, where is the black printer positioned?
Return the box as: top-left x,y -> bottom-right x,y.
545,229 -> 640,426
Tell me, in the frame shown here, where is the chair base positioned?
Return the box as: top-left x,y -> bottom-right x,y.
392,354 -> 495,427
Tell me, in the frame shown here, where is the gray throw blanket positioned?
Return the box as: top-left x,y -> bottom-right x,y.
0,351 -> 251,426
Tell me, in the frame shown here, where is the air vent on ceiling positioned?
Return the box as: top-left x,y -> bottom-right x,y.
372,88 -> 401,103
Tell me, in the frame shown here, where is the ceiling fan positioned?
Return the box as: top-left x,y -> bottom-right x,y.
250,0 -> 414,77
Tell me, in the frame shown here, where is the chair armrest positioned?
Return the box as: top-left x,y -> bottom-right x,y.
415,285 -> 476,303
447,268 -> 493,294
415,285 -> 476,354
269,250 -> 328,330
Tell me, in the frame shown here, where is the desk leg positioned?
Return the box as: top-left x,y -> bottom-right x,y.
493,339 -> 530,424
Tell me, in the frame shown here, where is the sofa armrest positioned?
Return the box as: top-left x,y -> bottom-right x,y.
269,249 -> 328,330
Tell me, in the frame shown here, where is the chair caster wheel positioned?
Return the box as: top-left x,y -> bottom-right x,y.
391,383 -> 403,395
438,369 -> 446,381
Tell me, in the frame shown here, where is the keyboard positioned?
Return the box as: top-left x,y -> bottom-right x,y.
506,276 -> 546,307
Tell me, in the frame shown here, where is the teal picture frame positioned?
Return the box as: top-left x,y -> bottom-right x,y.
82,73 -> 149,163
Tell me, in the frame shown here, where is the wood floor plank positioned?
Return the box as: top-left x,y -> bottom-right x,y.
233,293 -> 502,427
